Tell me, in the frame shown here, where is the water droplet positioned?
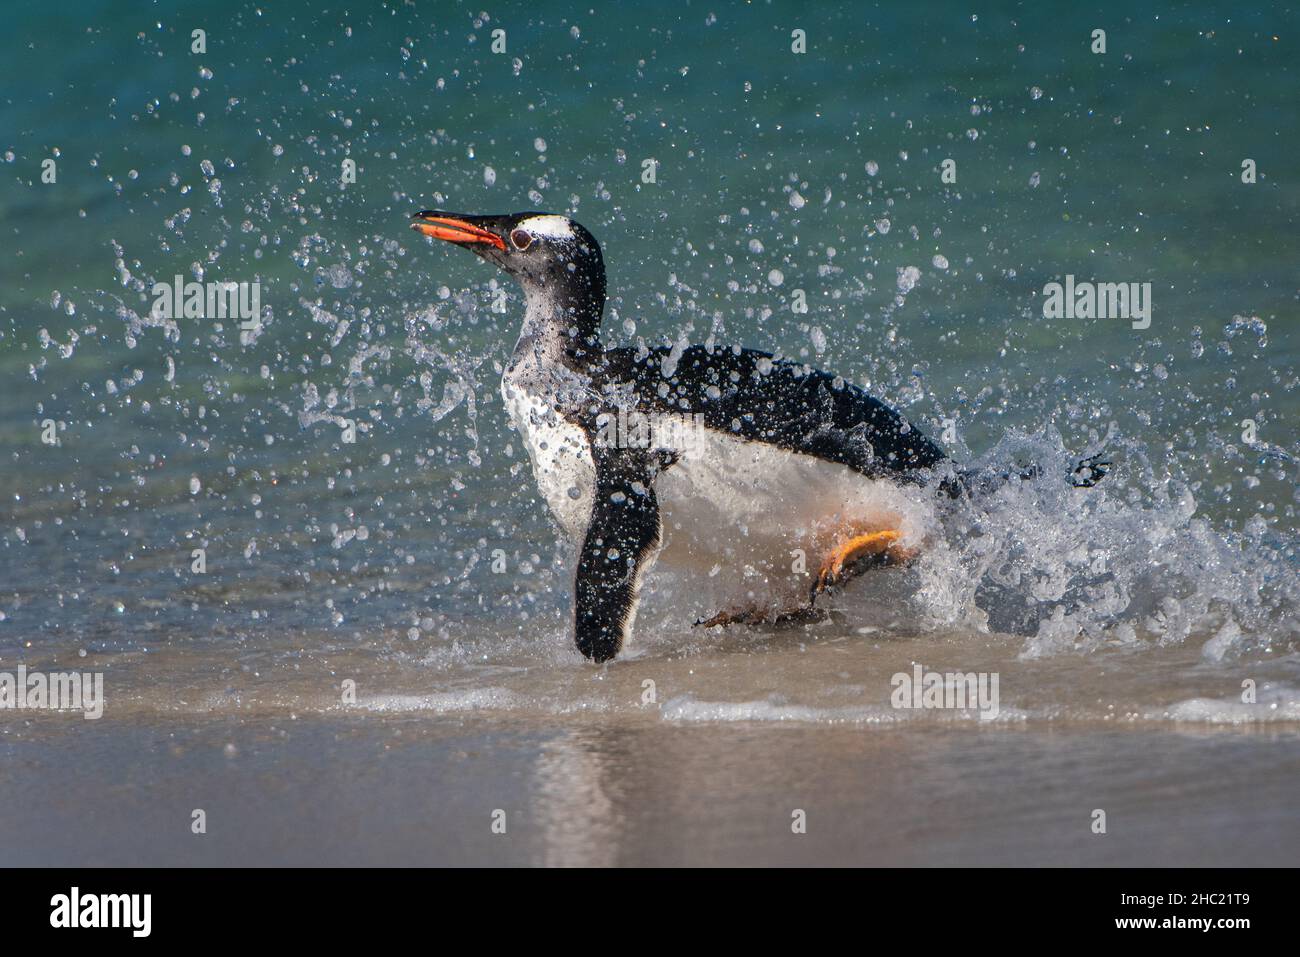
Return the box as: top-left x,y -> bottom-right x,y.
897,265 -> 921,294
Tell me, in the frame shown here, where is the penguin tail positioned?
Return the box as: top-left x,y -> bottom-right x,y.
940,452 -> 1111,499
1068,452 -> 1110,488
1013,452 -> 1111,487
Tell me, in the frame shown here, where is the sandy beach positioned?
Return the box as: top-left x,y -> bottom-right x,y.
4,712 -> 1295,867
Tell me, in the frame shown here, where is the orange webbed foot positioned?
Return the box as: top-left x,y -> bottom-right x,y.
812,529 -> 914,598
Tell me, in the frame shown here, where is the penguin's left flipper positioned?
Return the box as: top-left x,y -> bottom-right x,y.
811,529 -> 914,599
572,447 -> 663,663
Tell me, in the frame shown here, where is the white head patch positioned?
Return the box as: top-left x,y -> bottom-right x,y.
517,214 -> 575,241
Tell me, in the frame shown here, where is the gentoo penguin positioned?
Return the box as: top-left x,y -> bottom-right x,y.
411,210 -> 1107,662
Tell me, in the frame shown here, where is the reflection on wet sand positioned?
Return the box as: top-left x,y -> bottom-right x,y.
533,728 -> 624,867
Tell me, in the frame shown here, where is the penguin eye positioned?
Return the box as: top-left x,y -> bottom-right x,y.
510,229 -> 533,251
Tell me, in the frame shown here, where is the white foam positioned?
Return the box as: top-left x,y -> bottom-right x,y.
360,687 -> 519,712
1162,684 -> 1300,724
910,428 -> 1300,659
659,694 -> 1028,725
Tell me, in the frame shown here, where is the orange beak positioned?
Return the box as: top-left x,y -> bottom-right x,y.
410,213 -> 506,251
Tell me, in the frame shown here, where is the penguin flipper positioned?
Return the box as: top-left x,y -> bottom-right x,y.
572,447 -> 663,663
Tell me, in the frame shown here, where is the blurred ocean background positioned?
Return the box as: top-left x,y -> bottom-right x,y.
1,0 -> 1298,865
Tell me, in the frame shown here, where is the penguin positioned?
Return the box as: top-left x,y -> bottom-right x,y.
411,211 -> 1107,662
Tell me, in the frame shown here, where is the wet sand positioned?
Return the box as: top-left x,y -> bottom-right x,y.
2,615 -> 1298,866
2,713 -> 1296,867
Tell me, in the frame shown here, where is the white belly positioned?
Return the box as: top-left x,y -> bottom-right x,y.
501,378 -> 595,541
653,427 -> 931,605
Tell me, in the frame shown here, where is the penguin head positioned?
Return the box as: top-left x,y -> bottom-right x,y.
411,210 -> 604,299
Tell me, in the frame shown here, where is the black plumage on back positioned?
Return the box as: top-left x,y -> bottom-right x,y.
586,344 -> 947,480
